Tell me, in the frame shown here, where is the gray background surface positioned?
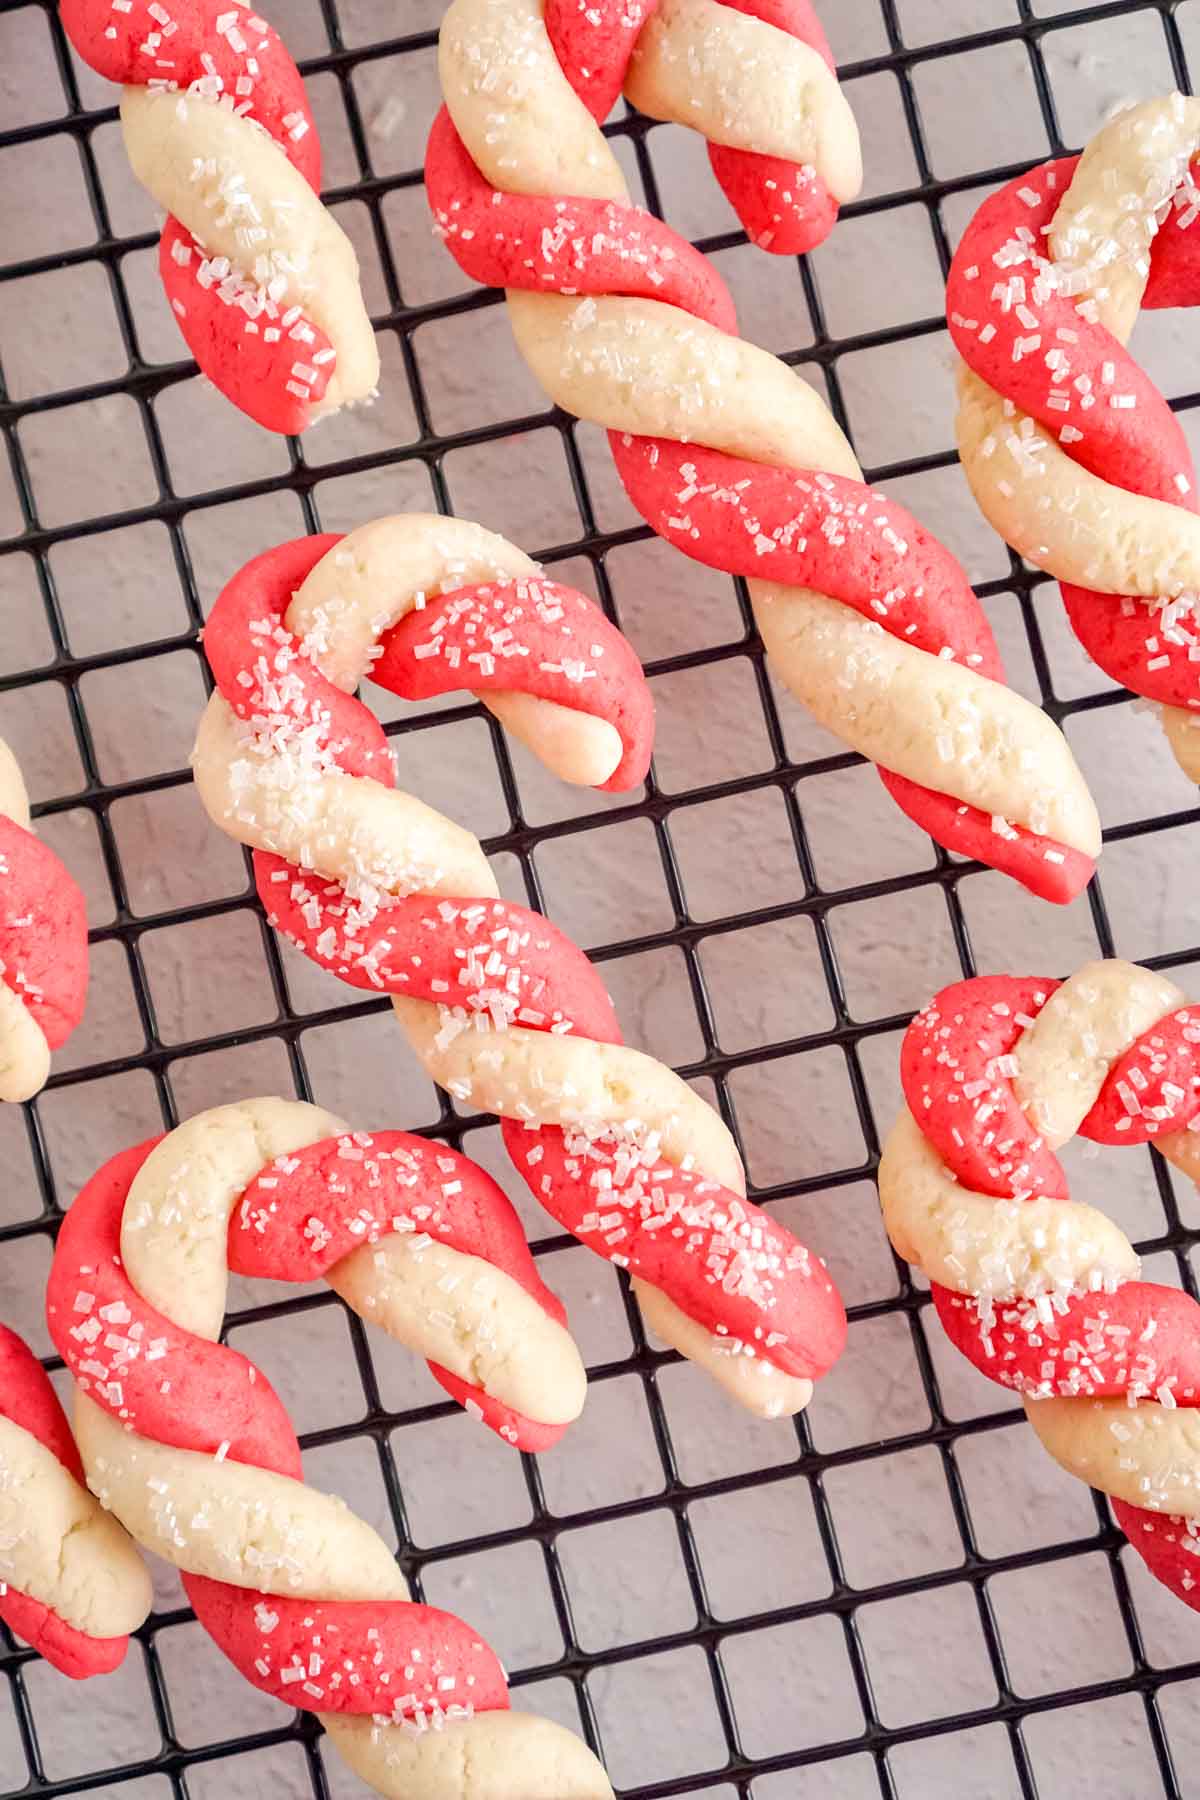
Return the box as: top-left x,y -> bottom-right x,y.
2,1 -> 1200,1795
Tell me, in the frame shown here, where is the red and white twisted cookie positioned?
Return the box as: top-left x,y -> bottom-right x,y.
0,1322 -> 150,1677
191,515 -> 846,1415
47,1100 -> 611,1795
427,0 -> 1101,904
0,738 -> 88,1102
949,96 -> 1200,783
880,959 -> 1200,1611
59,0 -> 377,433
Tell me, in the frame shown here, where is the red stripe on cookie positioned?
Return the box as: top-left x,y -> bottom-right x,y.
425,107 -> 737,334
0,817 -> 88,1051
502,1118 -> 846,1382
374,577 -> 653,793
159,224 -> 335,437
932,1280 -> 1200,1402
0,1587 -> 129,1681
1082,1006 -> 1200,1145
204,534 -> 393,787
1113,1499 -> 1200,1611
48,1140 -> 302,1476
900,975 -> 1066,1199
185,1576 -> 509,1717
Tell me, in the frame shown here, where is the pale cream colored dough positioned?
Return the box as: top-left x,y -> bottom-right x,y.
1026,1393 -> 1200,1516
439,0 -> 1098,856
120,88 -> 378,416
955,95 -> 1200,782
0,1414 -> 151,1638
0,736 -> 51,1103
326,1708 -> 614,1799
77,1099 -> 610,1794
328,1233 -> 586,1427
878,1110 -> 1140,1303
0,987 -> 50,1107
78,1394 -> 404,1597
880,959 -> 1200,1519
0,740 -> 30,830
193,520 -> 799,1416
395,997 -> 741,1189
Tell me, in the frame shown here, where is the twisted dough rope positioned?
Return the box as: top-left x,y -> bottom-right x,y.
505,0 -> 859,257
949,95 -> 1200,784
240,1103 -> 586,1451
0,1321 -> 150,1678
47,1099 -> 612,1795
427,0 -> 1102,905
0,737 -> 88,1103
191,513 -> 846,1415
59,0 -> 378,433
880,958 -> 1200,1611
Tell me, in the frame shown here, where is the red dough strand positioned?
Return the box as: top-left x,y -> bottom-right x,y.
949,157 -> 1200,714
0,815 -> 88,1055
502,1119 -> 841,1380
59,0 -> 335,433
900,974 -> 1200,1611
426,11 -> 1093,904
48,1141 -> 512,1721
0,1325 -> 131,1678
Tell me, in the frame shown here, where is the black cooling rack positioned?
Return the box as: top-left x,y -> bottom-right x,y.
3,0 -> 1200,1794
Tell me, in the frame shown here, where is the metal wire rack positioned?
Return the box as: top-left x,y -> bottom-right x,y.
3,0 -> 1200,1794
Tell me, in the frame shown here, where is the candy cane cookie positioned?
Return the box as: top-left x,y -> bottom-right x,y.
191,515 -> 846,1416
0,1322 -> 151,1677
879,959 -> 1200,1612
949,96 -> 1200,783
0,737 -> 88,1102
47,1100 -> 612,1794
427,0 -> 1101,905
59,0 -> 378,433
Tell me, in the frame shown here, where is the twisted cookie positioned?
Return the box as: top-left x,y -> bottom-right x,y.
192,514 -> 846,1415
48,1100 -> 611,1794
60,0 -> 377,432
0,738 -> 88,1102
950,96 -> 1200,783
880,959 -> 1200,1611
428,0 -> 1101,904
0,1322 -> 150,1677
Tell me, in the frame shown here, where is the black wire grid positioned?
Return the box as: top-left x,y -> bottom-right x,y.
3,0 -> 1200,1795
